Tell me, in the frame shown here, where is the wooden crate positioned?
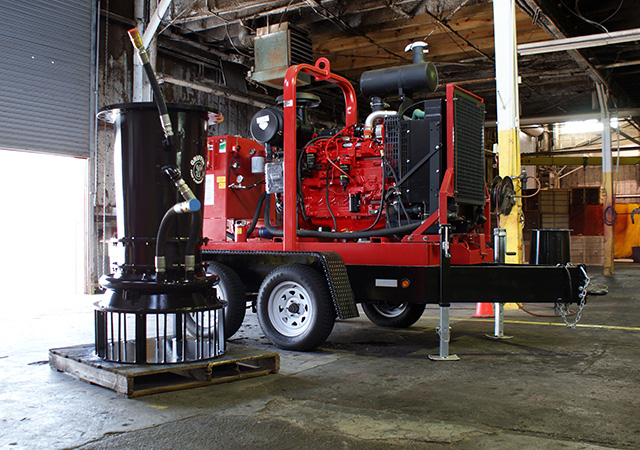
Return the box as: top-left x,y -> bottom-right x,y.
540,213 -> 569,229
539,189 -> 570,215
570,235 -> 605,265
571,187 -> 601,205
49,343 -> 279,398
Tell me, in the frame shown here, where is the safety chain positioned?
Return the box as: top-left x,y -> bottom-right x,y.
558,265 -> 590,329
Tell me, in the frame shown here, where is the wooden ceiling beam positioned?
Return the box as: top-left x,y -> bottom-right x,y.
312,3 -> 493,50
315,14 -> 546,56
322,26 -> 549,74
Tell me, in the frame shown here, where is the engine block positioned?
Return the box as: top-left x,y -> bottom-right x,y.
300,131 -> 389,231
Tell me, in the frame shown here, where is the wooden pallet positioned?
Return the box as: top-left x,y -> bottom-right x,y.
49,343 -> 279,398
570,235 -> 605,265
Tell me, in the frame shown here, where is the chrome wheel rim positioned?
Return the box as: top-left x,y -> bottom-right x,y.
268,281 -> 313,337
371,302 -> 407,318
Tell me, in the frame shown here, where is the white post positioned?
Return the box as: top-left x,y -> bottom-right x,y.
133,0 -> 145,102
133,0 -> 173,102
493,0 -> 522,265
596,83 -> 614,275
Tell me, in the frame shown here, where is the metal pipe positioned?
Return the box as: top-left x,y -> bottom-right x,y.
518,28 -> 640,56
597,59 -> 640,70
363,110 -> 397,138
486,109 -> 640,127
157,74 -> 273,108
133,0 -> 145,102
596,82 -> 614,275
142,0 -> 173,48
558,165 -> 584,180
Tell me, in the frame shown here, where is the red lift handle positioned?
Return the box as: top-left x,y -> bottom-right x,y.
281,59 -> 358,251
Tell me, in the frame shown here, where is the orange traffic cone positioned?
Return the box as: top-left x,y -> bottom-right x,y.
471,302 -> 494,318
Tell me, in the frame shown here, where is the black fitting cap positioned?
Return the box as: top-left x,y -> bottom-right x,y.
162,165 -> 181,182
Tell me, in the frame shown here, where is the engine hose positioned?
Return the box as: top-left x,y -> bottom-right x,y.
127,28 -> 175,150
263,193 -> 421,239
326,161 -> 338,231
246,191 -> 267,238
297,149 -> 310,221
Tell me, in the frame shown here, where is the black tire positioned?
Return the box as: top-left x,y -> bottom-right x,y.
257,264 -> 335,351
186,262 -> 247,339
362,302 -> 426,328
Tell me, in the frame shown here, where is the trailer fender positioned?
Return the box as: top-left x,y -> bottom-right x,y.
202,250 -> 358,319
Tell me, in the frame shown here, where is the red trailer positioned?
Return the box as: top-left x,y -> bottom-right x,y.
201,56 -> 590,355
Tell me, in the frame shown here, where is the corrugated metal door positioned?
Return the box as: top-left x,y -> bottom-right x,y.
0,1 -> 94,157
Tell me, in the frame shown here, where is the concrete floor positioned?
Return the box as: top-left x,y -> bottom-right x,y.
1,264 -> 639,449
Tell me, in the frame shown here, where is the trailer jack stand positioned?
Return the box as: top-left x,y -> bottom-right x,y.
486,302 -> 513,340
428,306 -> 460,361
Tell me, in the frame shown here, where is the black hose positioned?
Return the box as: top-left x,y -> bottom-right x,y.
185,209 -> 202,269
128,28 -> 175,150
263,193 -> 420,239
142,64 -> 168,122
326,161 -> 338,231
384,160 -> 412,224
155,206 -> 178,279
359,181 -> 389,233
297,149 -> 310,221
247,191 -> 266,238
156,203 -> 201,278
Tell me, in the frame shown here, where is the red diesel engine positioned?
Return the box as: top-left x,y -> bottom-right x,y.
299,128 -> 386,231
205,42 -> 487,242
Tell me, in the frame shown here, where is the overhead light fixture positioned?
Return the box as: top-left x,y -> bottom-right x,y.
517,28 -> 640,56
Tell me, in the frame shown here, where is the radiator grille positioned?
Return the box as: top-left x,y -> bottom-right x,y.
383,116 -> 408,180
453,91 -> 486,206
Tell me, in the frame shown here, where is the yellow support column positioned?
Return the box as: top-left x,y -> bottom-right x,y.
494,0 -> 521,310
497,129 -> 523,263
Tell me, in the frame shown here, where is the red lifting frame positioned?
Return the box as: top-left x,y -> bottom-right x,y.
282,58 -> 358,251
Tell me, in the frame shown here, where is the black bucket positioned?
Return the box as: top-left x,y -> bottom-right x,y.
529,229 -> 571,265
98,102 -> 218,275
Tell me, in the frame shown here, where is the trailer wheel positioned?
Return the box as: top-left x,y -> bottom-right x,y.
186,262 -> 247,339
257,264 -> 335,351
362,302 -> 426,328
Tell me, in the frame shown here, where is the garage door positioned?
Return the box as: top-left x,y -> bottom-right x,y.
0,1 -> 94,157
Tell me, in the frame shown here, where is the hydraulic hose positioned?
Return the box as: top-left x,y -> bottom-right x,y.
156,166 -> 202,278
263,194 -> 421,239
247,191 -> 267,238
155,207 -> 178,278
185,209 -> 203,274
128,27 -> 175,150
162,166 -> 200,273
155,199 -> 201,279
